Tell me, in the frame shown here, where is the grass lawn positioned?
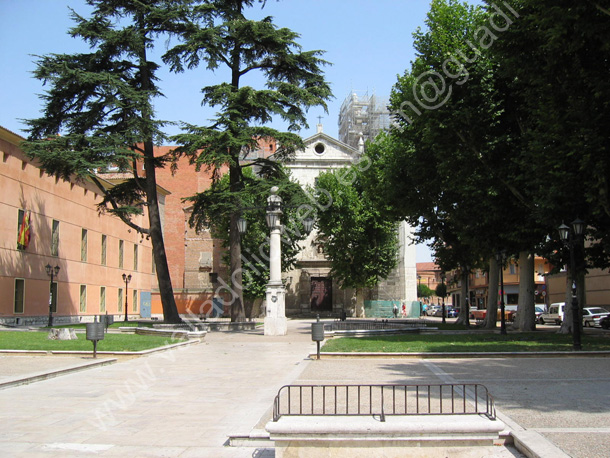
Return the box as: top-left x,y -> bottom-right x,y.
321,332 -> 610,353
0,331 -> 181,352
47,321 -> 150,329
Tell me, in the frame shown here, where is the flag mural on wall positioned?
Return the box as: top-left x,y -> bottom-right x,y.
17,211 -> 31,250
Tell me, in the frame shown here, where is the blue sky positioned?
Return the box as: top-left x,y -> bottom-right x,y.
0,0 -> 454,262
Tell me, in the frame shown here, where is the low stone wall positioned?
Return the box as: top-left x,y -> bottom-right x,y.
266,415 -> 505,458
119,327 -> 206,340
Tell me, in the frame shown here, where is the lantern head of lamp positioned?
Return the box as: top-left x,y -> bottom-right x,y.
122,273 -> 132,283
558,223 -> 570,242
46,264 -> 60,277
266,208 -> 280,229
237,216 -> 248,235
572,218 -> 585,237
559,219 -> 585,242
303,217 -> 315,234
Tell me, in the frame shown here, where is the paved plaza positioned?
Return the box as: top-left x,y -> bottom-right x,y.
0,320 -> 609,457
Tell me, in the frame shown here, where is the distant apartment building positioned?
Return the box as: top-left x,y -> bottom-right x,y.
445,256 -> 551,311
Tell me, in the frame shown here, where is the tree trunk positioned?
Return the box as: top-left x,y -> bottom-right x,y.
484,256 -> 498,329
559,269 -> 574,334
558,263 -> 586,334
139,28 -> 181,323
517,251 -> 536,331
456,269 -> 470,326
229,208 -> 246,322
144,141 -> 182,323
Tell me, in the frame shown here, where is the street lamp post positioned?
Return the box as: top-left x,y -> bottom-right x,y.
441,273 -> 446,324
45,264 -> 60,327
558,219 -> 585,351
122,273 -> 132,322
237,187 -> 313,336
495,251 -> 507,335
417,275 -> 422,316
265,187 -> 286,335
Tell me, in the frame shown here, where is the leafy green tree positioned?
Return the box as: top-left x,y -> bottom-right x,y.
187,166 -> 312,318
21,0 -> 196,323
490,0 -> 610,334
313,164 -> 399,309
418,284 -> 433,299
167,0 -> 332,321
435,282 -> 447,300
373,0 -> 546,327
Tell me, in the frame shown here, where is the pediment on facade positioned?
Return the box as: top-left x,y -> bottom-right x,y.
294,131 -> 360,165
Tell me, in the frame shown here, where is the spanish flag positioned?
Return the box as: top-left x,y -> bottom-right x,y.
17,211 -> 31,250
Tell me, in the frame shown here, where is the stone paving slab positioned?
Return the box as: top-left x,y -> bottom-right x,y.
0,354 -> 117,388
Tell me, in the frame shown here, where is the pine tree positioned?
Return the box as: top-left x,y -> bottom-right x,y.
22,0 -> 197,323
167,0 -> 332,321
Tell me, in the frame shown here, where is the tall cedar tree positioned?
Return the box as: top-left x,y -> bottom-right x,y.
166,1 -> 332,321
21,0 -> 195,323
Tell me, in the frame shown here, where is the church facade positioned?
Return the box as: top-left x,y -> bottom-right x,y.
281,125 -> 419,317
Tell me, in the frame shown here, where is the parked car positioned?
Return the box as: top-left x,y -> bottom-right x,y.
426,305 -> 441,316
539,302 -> 565,325
583,307 -> 610,327
535,306 -> 544,323
445,307 -> 458,318
600,315 -> 610,330
432,307 -> 446,317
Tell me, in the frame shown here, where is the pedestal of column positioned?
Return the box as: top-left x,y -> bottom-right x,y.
264,284 -> 287,336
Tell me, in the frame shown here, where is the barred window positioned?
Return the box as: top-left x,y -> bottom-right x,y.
81,229 -> 88,262
14,279 -> 25,314
51,220 -> 60,256
101,235 -> 107,266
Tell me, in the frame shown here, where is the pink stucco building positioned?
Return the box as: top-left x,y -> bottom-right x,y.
0,126 -> 157,325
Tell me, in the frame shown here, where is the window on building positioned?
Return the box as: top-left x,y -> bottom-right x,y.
509,263 -> 516,275
51,220 -> 60,256
507,293 -> 519,305
100,286 -> 106,313
151,249 -> 156,274
119,240 -> 124,269
101,235 -> 107,266
79,285 -> 87,312
14,279 -> 25,314
133,244 -> 138,271
81,229 -> 88,262
132,290 -> 138,312
118,288 -> 124,313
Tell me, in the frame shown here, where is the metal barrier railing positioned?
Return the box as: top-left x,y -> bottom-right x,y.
272,384 -> 496,422
326,320 -> 427,331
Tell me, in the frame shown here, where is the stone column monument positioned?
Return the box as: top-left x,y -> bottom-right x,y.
265,187 -> 287,335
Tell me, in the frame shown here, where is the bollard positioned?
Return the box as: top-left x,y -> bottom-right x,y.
86,316 -> 105,358
311,314 -> 325,360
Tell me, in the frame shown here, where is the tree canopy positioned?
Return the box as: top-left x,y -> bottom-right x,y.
168,0 -> 332,321
21,0 -> 198,323
313,160 -> 399,291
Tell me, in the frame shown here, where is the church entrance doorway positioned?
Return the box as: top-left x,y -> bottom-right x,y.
310,277 -> 332,312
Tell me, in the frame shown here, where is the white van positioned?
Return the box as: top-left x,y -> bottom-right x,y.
539,302 -> 565,325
